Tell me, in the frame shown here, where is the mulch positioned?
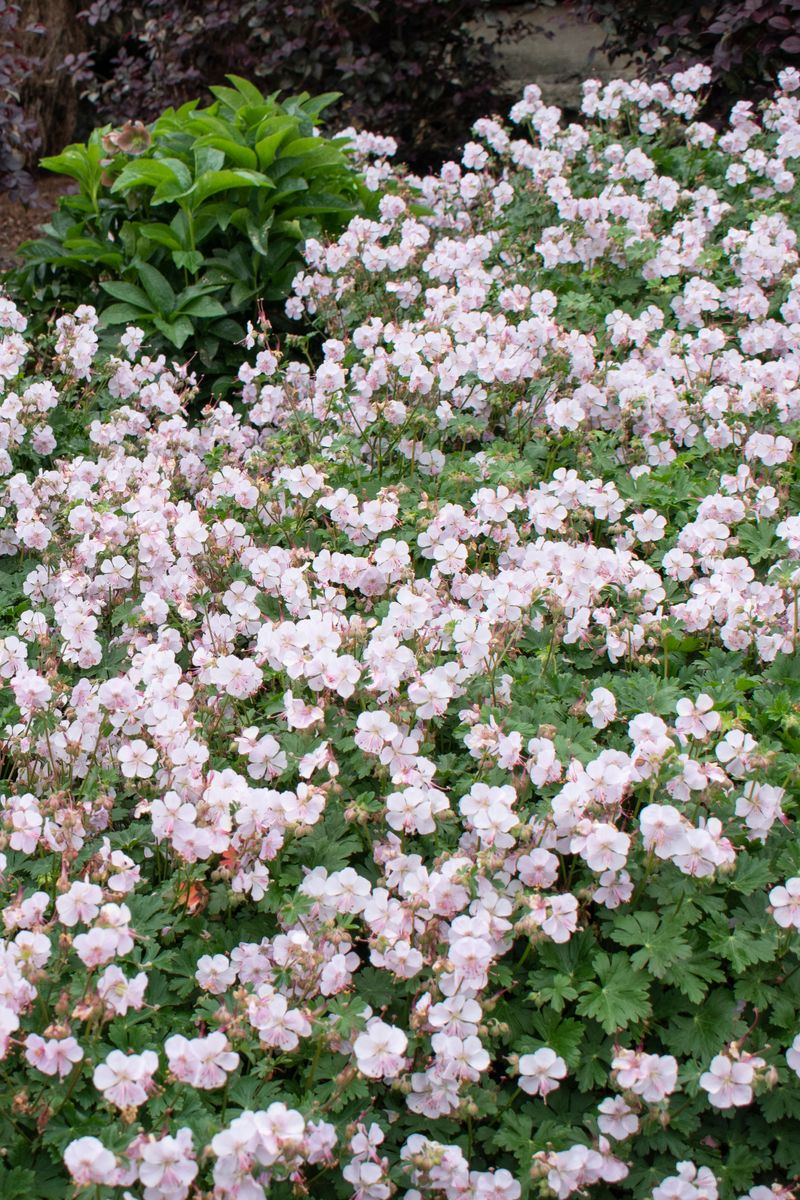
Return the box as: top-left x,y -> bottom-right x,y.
0,173 -> 74,270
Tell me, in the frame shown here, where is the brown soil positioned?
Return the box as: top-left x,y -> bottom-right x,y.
0,173 -> 76,269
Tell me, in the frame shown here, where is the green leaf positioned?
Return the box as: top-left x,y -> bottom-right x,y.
576,953 -> 651,1033
280,135 -> 344,163
171,249 -> 205,272
176,280 -> 225,302
134,221 -> 182,250
189,169 -> 273,207
256,126 -> 295,169
134,262 -> 177,315
225,74 -> 267,105
152,315 -> 194,348
209,317 -> 245,343
61,237 -> 124,265
245,211 -> 274,256
260,178 -> 307,212
527,970 -> 579,1013
612,670 -> 684,716
0,1167 -> 36,1199
41,138 -> 105,193
285,812 -> 361,873
528,1012 -> 585,1068
282,190 -> 357,219
177,295 -> 227,318
207,83 -> 249,112
737,521 -> 781,565
230,278 -> 257,308
708,916 -> 777,973
299,91 -> 341,120
668,954 -> 725,1004
112,158 -> 191,198
227,1075 -> 286,1110
194,135 -> 257,170
193,144 -> 226,176
731,851 -> 777,895
668,989 -> 743,1059
492,1112 -> 535,1173
99,280 -> 151,307
608,910 -> 691,978
99,302 -> 154,325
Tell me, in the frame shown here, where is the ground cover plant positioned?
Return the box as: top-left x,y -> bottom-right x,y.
2,62 -> 800,1200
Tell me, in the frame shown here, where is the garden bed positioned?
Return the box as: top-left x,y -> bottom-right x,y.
0,63 -> 799,1200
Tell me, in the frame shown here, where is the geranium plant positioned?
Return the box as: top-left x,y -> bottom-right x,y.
0,60 -> 800,1200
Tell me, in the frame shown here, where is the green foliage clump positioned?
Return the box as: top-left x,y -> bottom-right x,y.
11,77 -> 370,371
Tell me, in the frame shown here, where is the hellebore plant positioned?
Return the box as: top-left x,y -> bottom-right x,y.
11,77 -> 371,373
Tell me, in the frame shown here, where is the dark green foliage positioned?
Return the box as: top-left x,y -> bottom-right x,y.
10,77 -> 370,375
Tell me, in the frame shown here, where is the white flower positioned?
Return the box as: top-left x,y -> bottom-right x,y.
64,1137 -> 118,1187
699,1053 -> 758,1109
518,1047 -> 567,1097
93,1048 -> 158,1109
117,738 -> 157,779
353,1019 -> 408,1079
769,877 -> 800,929
586,687 -> 617,729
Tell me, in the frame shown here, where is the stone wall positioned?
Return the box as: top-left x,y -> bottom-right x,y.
472,3 -> 635,113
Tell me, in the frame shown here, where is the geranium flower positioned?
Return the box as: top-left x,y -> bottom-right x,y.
518,1047 -> 567,1097
93,1048 -> 158,1109
353,1019 -> 408,1079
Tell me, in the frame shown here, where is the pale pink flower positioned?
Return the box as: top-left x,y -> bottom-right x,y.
700,1053 -> 757,1108
586,687 -> 617,729
769,877 -> 800,929
0,1006 -> 19,1057
597,1096 -> 639,1140
93,1048 -> 158,1109
164,1032 -> 239,1090
518,1047 -> 567,1097
25,1033 -> 83,1078
118,738 -> 158,779
137,1128 -> 198,1198
786,1033 -> 800,1077
96,965 -> 148,1016
64,1137 -> 118,1187
354,1019 -> 408,1079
